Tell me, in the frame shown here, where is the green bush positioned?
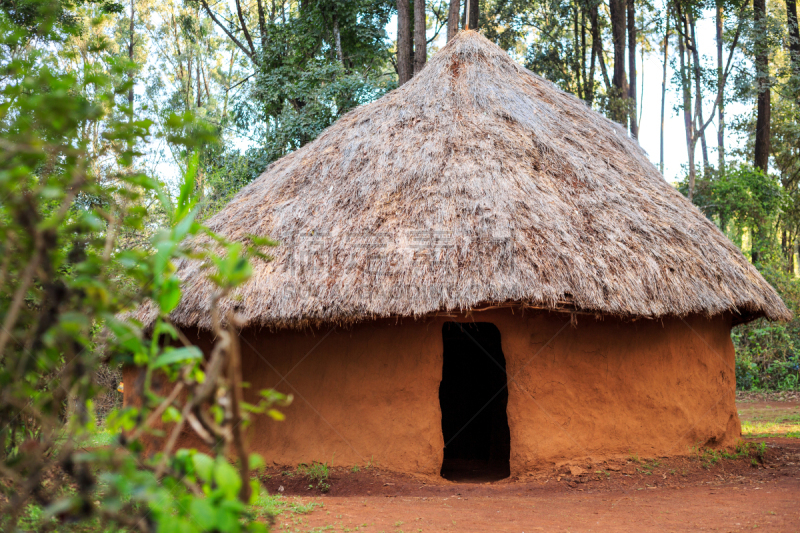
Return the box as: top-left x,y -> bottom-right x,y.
732,267 -> 800,391
0,5 -> 286,531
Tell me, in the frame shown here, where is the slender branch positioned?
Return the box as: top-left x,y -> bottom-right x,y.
695,8 -> 745,138
129,382 -> 184,442
234,0 -> 257,57
225,313 -> 251,503
196,0 -> 256,63
0,242 -> 42,362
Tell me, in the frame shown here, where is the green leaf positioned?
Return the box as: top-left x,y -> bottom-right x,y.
246,234 -> 279,247
267,409 -> 285,421
248,479 -> 261,505
176,152 -> 199,220
247,522 -> 269,533
158,276 -> 182,314
152,346 -> 202,369
192,453 -> 214,482
214,506 -> 240,533
189,497 -> 216,527
173,206 -> 198,241
153,239 -> 176,279
248,453 -> 265,471
152,179 -> 175,222
162,405 -> 181,423
213,458 -> 241,500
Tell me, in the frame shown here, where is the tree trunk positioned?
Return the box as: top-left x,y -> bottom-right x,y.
597,42 -> 612,92
574,5 -> 583,99
128,0 -> 134,114
333,15 -> 344,64
677,13 -> 696,200
591,3 -> 611,93
447,0 -> 461,40
627,0 -> 638,137
397,0 -> 413,85
717,1 -> 725,171
196,61 -> 202,108
465,0 -> 478,30
754,0 -> 771,172
688,15 -> 710,170
660,17 -> 670,174
256,0 -> 267,55
127,0 -> 135,166
581,7 -> 589,100
414,0 -> 427,74
609,0 -> 628,125
587,7 -> 598,105
785,0 -> 800,102
792,240 -> 800,277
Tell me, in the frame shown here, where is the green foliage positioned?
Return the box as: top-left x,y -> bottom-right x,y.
680,164 -> 785,261
0,4 -> 287,531
681,163 -> 800,392
230,0 -> 395,165
733,266 -> 800,391
692,441 -> 764,469
297,462 -> 331,493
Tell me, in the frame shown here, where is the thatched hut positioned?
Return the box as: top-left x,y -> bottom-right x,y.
128,31 -> 790,480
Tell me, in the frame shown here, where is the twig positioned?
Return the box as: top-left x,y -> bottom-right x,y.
225,312 -> 251,502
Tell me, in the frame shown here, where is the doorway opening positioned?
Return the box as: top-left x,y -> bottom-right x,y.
439,322 -> 510,482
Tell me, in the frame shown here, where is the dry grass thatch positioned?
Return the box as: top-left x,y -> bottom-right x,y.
135,31 -> 791,330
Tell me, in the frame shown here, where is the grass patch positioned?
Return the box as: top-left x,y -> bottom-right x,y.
693,441 -> 768,468
741,413 -> 800,438
252,493 -> 324,531
297,462 -> 331,493
738,402 -> 800,438
253,493 -> 321,519
634,459 -> 662,475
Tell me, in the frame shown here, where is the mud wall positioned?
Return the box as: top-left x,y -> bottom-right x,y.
473,310 -> 741,474
124,309 -> 740,476
125,321 -> 447,473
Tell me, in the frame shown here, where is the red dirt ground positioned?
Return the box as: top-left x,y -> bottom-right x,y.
261,437 -> 800,532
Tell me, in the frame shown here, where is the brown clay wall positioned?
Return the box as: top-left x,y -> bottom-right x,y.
124,310 -> 740,476
454,310 -> 740,474
233,324 -> 445,474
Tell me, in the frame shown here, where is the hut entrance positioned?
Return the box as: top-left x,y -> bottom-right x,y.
439,322 -> 511,482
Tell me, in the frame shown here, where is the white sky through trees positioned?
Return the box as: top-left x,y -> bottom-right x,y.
388,6 -> 751,186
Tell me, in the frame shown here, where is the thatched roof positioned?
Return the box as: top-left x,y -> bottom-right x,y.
137,31 -> 790,329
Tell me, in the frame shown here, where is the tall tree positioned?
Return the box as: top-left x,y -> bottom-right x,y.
676,2 -> 697,199
660,15 -> 670,174
466,0 -> 478,29
754,0 -> 771,172
414,0 -> 427,74
716,0 -> 726,170
398,0 -> 412,84
447,0 -> 461,40
609,0 -> 628,125
674,0 -> 742,200
786,0 -> 800,100
627,0 -> 638,137
688,13 -> 710,169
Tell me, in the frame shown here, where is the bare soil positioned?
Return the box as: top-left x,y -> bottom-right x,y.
261,436 -> 800,532
736,391 -> 800,403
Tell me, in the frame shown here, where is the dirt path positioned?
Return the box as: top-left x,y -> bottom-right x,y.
285,484 -> 798,532
265,437 -> 800,532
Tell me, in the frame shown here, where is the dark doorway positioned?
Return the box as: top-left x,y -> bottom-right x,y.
439,322 -> 511,482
